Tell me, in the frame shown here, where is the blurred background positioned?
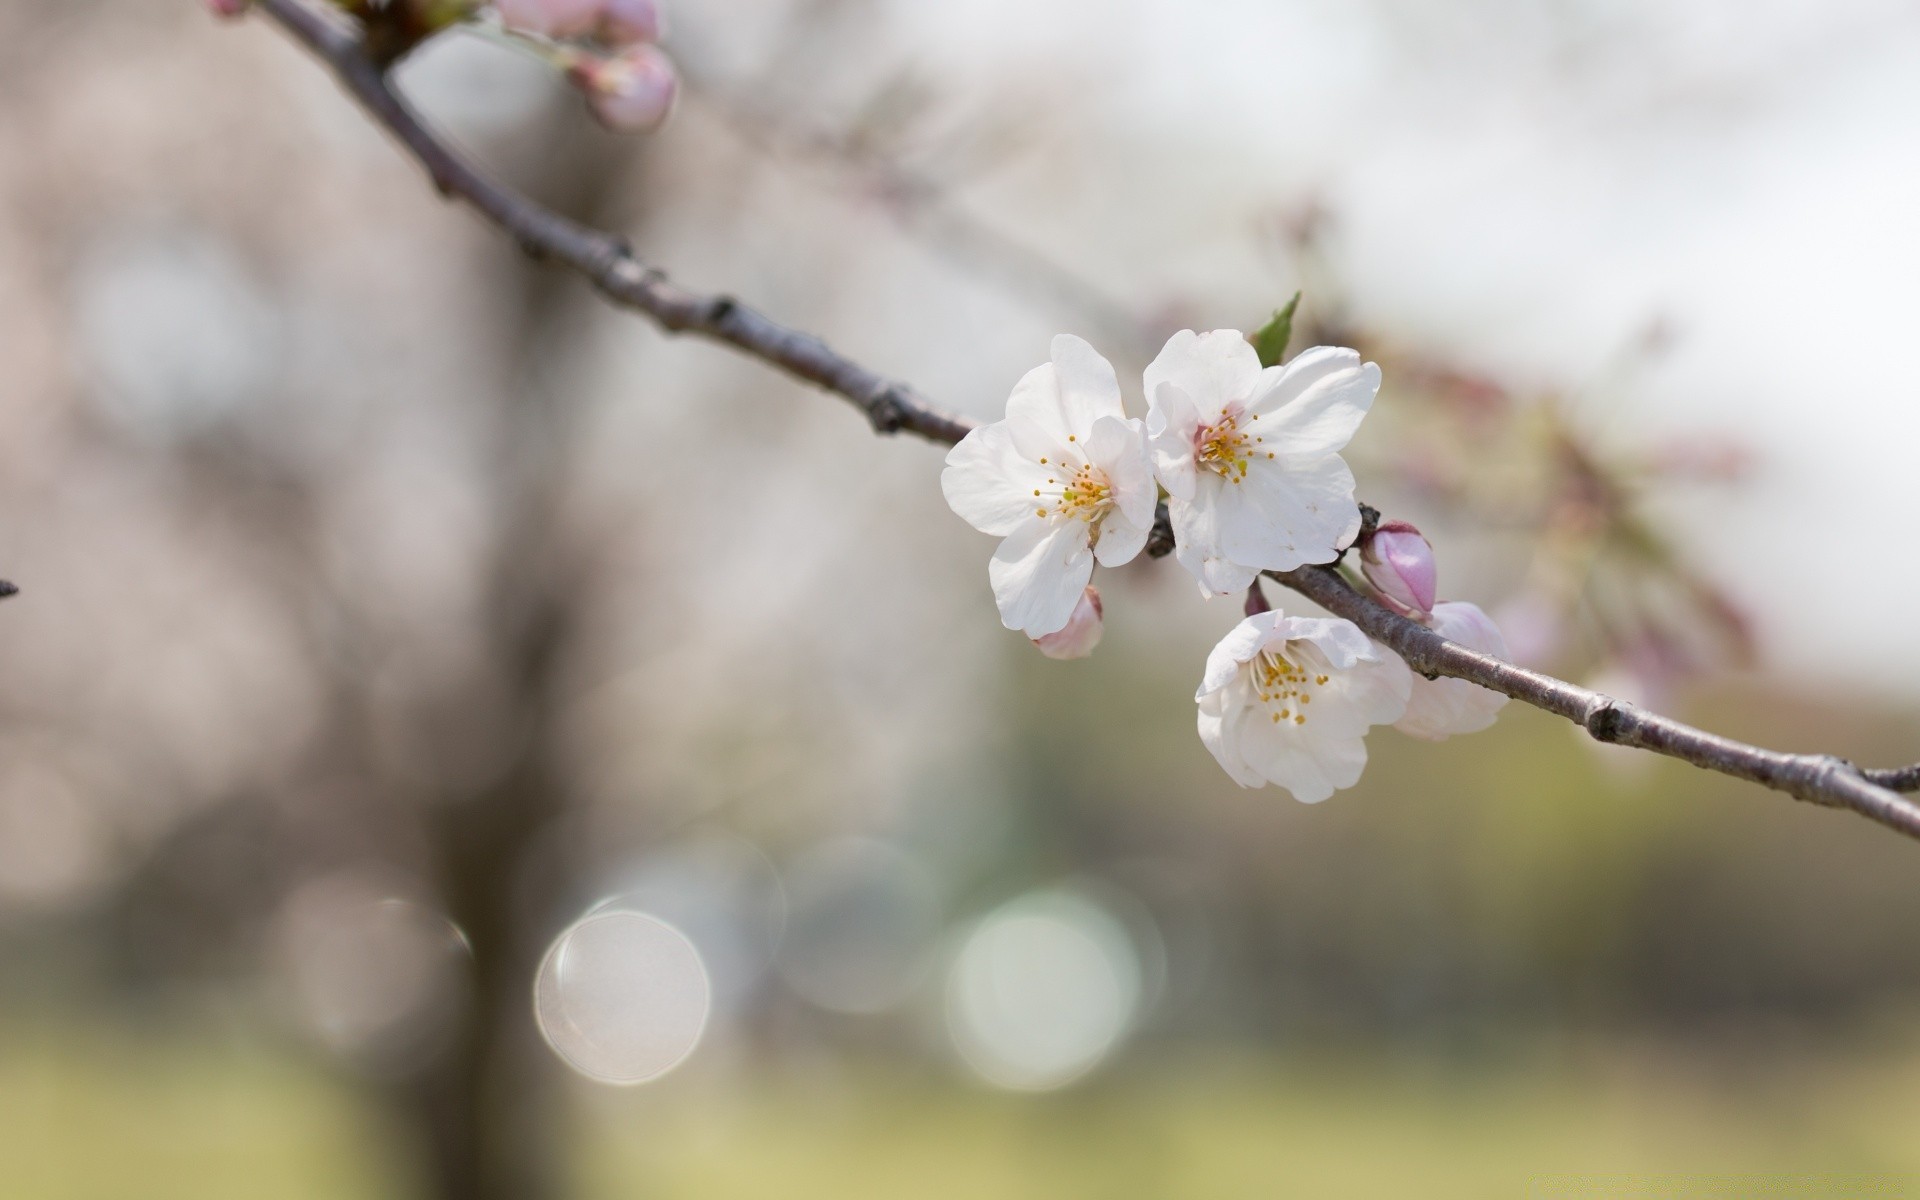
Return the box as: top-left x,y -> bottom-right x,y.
4,0 -> 1920,1196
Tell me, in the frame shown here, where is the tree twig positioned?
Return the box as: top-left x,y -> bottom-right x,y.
250,0 -> 1920,843
253,0 -> 973,447
1862,764 -> 1920,794
1273,565 -> 1920,838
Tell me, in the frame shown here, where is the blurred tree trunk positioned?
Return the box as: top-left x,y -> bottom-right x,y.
387,114 -> 649,1200
403,583 -> 571,1200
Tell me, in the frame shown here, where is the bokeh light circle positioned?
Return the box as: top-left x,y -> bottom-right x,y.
533,911 -> 711,1085
945,890 -> 1142,1092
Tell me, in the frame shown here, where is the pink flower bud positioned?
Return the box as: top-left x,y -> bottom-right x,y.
1361,520 -> 1436,618
1031,587 -> 1104,660
570,45 -> 677,132
206,0 -> 249,17
495,0 -> 602,37
597,0 -> 665,45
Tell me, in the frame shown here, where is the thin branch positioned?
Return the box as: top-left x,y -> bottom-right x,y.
251,0 -> 1920,843
253,0 -> 974,446
1863,764 -> 1920,794
1275,565 -> 1920,839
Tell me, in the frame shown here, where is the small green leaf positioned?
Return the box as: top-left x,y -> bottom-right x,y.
1252,292 -> 1302,368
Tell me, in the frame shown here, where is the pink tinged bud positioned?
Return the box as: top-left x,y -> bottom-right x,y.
1361,520 -> 1436,617
597,0 -> 665,45
1032,587 -> 1104,660
495,0 -> 602,37
572,45 -> 677,132
207,0 -> 249,17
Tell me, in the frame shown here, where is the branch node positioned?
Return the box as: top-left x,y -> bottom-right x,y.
1585,701 -> 1633,744
866,386 -> 906,434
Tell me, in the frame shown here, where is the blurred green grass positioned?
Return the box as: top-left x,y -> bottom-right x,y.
8,1014 -> 1920,1199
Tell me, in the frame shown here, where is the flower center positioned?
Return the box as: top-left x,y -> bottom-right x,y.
1193,406 -> 1274,483
1250,646 -> 1331,727
1032,459 -> 1115,523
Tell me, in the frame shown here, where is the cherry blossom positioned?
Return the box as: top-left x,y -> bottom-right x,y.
1197,609 -> 1411,802
571,45 -> 678,132
1032,586 -> 1104,660
1145,331 -> 1379,596
1394,601 -> 1510,741
942,336 -> 1155,638
1360,520 -> 1436,618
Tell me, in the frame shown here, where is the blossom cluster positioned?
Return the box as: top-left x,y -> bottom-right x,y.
943,329 -> 1509,802
208,0 -> 679,133
494,0 -> 677,131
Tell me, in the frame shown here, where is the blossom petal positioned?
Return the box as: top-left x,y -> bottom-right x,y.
1144,330 -> 1263,423
1084,415 -> 1157,527
1170,491 -> 1260,596
1094,507 -> 1150,567
1197,613 -> 1276,699
988,518 -> 1094,636
1146,382 -> 1202,501
942,422 -> 1052,537
1246,347 -> 1381,458
1395,601 -> 1509,741
1303,648 -> 1412,738
1241,718 -> 1369,803
1213,454 -> 1362,572
1280,615 -> 1376,672
1002,362 -> 1077,463
1050,334 -> 1126,430
1199,696 -> 1268,789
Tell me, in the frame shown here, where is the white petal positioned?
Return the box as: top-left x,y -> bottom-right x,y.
1093,507 -> 1150,567
1395,601 -> 1510,741
1083,415 -> 1157,527
942,422 -> 1051,536
1281,616 -> 1377,672
1305,649 -> 1413,737
1146,382 -> 1202,501
1171,490 -> 1261,596
1002,362 -> 1077,464
1239,718 -> 1366,803
1246,347 -> 1381,458
1050,334 -> 1126,430
1198,695 -> 1267,788
1213,454 -> 1362,572
1197,612 -> 1280,699
988,519 -> 1095,637
1144,329 -> 1263,421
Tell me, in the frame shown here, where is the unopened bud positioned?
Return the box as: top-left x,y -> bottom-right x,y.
570,45 -> 677,132
1360,520 -> 1436,618
597,0 -> 664,45
1032,587 -> 1103,660
495,0 -> 602,37
206,0 -> 250,17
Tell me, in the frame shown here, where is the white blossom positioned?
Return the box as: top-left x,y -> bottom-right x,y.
943,336 -> 1155,637
1197,610 -> 1411,802
1394,601 -> 1510,741
1145,331 -> 1379,596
